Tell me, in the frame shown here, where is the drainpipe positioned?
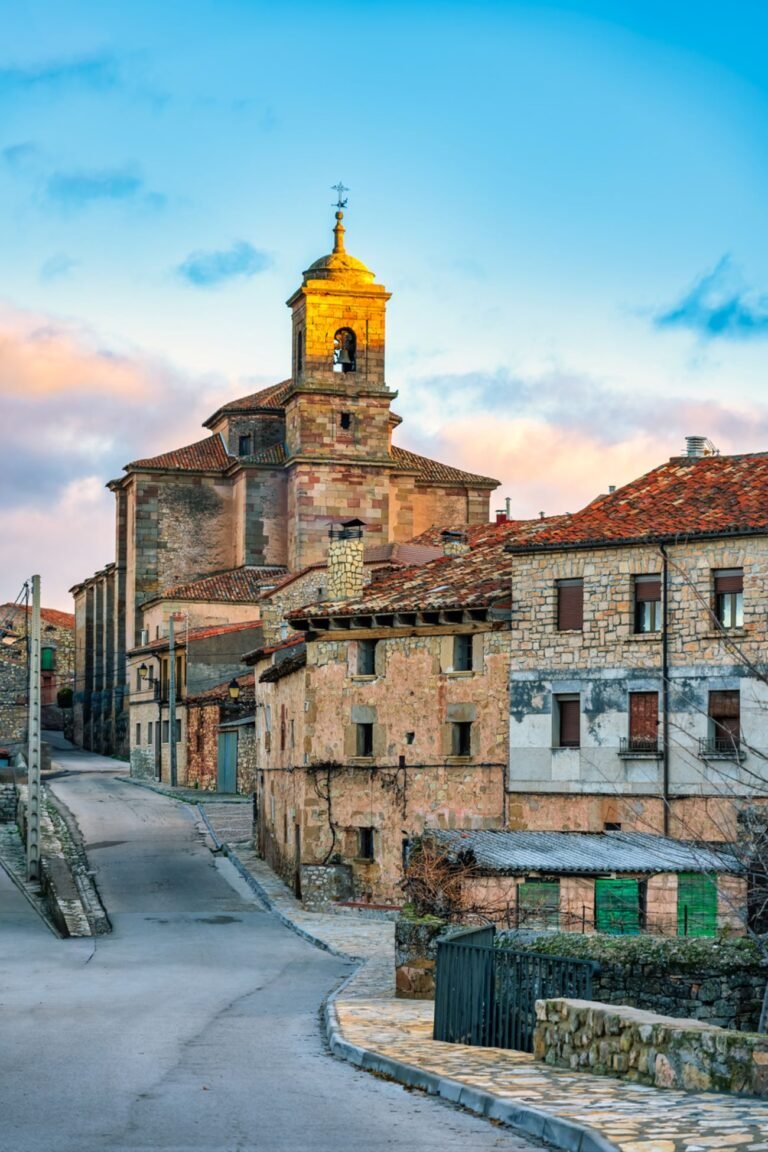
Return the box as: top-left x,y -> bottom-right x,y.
659,542 -> 670,836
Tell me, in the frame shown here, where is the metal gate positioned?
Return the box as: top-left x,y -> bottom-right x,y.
433,926 -> 597,1052
217,731 -> 238,793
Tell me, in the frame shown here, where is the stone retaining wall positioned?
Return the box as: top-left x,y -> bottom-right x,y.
0,782 -> 17,822
534,997 -> 768,1097
301,863 -> 354,910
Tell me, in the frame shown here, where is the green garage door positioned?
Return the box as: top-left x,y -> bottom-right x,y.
677,872 -> 717,937
595,878 -> 640,935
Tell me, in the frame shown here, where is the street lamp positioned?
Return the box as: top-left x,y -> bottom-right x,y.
138,662 -> 149,679
228,678 -> 240,701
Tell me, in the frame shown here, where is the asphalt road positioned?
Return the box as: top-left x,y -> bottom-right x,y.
0,746 -> 543,1152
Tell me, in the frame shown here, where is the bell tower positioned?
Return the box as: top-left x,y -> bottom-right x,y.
283,199 -> 396,568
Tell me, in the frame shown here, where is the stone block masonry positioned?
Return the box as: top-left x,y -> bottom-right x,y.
534,996 -> 768,1096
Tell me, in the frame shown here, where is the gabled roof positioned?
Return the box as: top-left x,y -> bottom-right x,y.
129,619 -> 262,656
506,451 -> 768,552
152,567 -> 287,605
186,673 -> 254,706
259,647 -> 307,683
127,435 -> 234,473
390,446 -> 498,488
427,829 -> 741,876
204,380 -> 292,427
243,633 -> 305,665
0,604 -> 75,631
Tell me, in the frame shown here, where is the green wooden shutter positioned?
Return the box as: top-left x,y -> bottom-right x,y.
677,872 -> 717,937
518,880 -> 560,928
595,878 -> 640,935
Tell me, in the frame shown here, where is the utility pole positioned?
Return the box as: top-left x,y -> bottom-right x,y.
27,574 -> 41,881
168,614 -> 177,787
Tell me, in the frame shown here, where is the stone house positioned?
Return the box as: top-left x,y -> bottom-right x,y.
71,209 -> 498,758
128,620 -> 262,783
422,828 -> 745,938
186,674 -> 255,792
503,442 -> 768,889
0,603 -> 75,753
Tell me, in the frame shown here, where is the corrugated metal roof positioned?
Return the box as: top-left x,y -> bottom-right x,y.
426,828 -> 741,875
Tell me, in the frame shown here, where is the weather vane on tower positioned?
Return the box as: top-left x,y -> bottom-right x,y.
331,181 -> 349,209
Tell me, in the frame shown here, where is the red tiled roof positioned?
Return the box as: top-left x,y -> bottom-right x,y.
127,436 -> 233,473
130,618 -> 263,655
505,452 -> 768,551
259,647 -> 306,683
390,446 -> 498,488
363,542 -> 443,565
0,604 -> 75,630
204,380 -> 292,427
287,519 -> 561,620
154,567 -> 287,604
186,674 -> 254,705
242,443 -> 285,466
243,632 -> 305,665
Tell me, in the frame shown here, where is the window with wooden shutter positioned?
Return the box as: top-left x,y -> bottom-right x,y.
677,872 -> 717,937
518,880 -> 560,929
557,580 -> 583,631
634,575 -> 661,633
714,569 -> 743,628
708,690 -> 740,753
557,696 -> 580,747
628,691 -> 659,753
595,877 -> 640,935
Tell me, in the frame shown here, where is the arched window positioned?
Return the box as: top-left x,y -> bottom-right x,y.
333,328 -> 356,373
296,327 -> 303,373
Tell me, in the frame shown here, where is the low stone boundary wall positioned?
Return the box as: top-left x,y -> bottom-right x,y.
300,863 -> 354,910
534,997 -> 768,1097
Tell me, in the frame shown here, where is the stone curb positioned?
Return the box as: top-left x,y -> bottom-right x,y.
44,789 -> 111,936
322,988 -> 618,1152
121,777 -> 249,804
216,835 -> 618,1152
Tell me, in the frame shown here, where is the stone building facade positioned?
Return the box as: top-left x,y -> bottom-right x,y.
71,211 -> 498,757
0,603 -> 75,753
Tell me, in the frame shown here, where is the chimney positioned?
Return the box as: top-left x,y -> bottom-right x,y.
684,435 -> 719,459
327,519 -> 366,600
440,529 -> 470,557
495,510 -> 507,524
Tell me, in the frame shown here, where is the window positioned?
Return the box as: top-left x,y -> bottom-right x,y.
135,722 -> 141,746
340,411 -> 352,430
175,718 -> 181,743
356,722 -> 373,757
595,877 -> 642,935
603,821 -> 622,832
296,327 -> 303,372
238,433 -> 252,455
634,575 -> 661,633
405,731 -> 415,745
627,691 -> 659,753
555,695 -> 580,748
708,690 -> 740,754
147,721 -> 153,745
357,638 -> 377,676
714,569 -> 743,628
451,721 -> 472,757
518,880 -> 560,929
162,720 -> 169,743
677,872 -> 717,937
41,647 -> 56,672
453,634 -> 473,672
557,579 -> 583,631
333,327 -> 356,373
358,827 -> 375,860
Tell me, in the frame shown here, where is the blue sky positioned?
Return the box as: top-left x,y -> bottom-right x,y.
3,1 -> 768,607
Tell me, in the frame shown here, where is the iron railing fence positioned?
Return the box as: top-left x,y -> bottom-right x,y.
433,925 -> 597,1053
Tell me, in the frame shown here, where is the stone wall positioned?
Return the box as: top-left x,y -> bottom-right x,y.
130,746 -> 155,780
501,933 -> 766,1031
0,782 -> 18,822
186,703 -> 219,790
0,654 -> 27,753
327,536 -> 365,601
395,915 -> 450,999
534,997 -> 768,1096
300,863 -> 354,910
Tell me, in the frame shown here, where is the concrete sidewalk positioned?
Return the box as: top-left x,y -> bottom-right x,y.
191,799 -> 768,1152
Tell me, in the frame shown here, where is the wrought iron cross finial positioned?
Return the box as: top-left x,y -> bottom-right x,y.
331,181 -> 349,209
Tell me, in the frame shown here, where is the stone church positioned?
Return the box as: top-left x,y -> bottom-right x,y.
71,209 -> 499,755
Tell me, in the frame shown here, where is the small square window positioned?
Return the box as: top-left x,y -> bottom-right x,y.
451,721 -> 472,757
405,731 -> 415,745
340,411 -> 352,430
453,634 -> 473,672
358,826 -> 375,860
356,722 -> 373,757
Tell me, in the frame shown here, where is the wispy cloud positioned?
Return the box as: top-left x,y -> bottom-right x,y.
656,256 -> 768,340
46,165 -> 164,211
2,141 -> 40,171
0,53 -> 119,97
39,253 -> 79,282
176,241 -> 272,287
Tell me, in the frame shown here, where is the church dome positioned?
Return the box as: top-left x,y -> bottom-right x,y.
303,211 -> 376,285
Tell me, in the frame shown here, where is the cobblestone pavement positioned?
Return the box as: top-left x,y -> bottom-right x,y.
190,801 -> 768,1152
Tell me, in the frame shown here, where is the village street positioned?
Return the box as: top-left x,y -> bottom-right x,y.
0,749 -> 541,1152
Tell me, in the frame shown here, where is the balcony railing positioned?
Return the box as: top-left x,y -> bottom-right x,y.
698,736 -> 745,760
619,736 -> 662,757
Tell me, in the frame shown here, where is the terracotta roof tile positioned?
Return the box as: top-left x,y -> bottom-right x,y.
241,443 -> 285,466
0,604 -> 75,630
127,435 -> 233,473
390,445 -> 498,488
130,618 -> 262,655
244,633 -> 305,664
505,451 -> 768,551
155,567 -> 287,604
204,380 -> 292,427
187,674 -> 254,705
259,647 -> 307,683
